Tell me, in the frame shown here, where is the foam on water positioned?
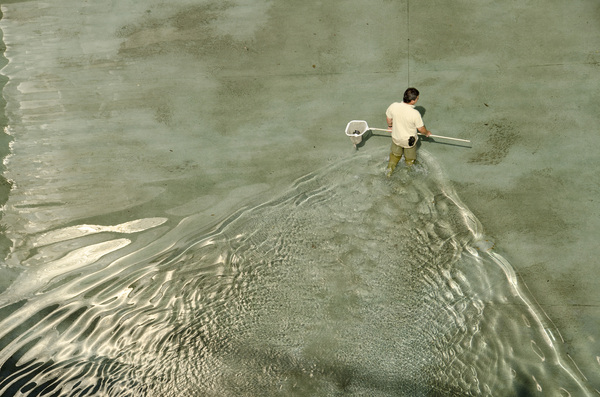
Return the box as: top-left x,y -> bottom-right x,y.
0,150 -> 594,396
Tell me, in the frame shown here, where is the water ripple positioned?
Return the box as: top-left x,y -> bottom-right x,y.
0,151 -> 595,396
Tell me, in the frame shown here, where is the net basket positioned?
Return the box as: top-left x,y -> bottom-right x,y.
344,120 -> 369,146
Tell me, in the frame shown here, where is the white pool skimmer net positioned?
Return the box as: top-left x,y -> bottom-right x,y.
344,119 -> 470,148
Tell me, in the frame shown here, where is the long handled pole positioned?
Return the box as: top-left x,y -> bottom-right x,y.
369,127 -> 471,144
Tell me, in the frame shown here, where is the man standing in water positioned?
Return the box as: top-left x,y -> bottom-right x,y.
385,87 -> 432,176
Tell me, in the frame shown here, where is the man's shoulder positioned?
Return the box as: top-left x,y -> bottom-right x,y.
388,102 -> 415,112
387,102 -> 403,111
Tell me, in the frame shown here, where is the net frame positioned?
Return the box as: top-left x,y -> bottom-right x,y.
344,120 -> 370,146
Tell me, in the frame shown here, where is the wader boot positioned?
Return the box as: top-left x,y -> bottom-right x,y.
386,153 -> 402,177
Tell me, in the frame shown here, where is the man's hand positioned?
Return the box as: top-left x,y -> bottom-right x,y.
417,125 -> 431,137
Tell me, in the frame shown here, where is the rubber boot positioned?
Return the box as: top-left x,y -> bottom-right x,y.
386,153 -> 402,177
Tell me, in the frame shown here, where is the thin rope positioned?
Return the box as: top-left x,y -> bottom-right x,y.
407,0 -> 410,86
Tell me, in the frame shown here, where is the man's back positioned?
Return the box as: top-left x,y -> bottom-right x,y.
386,101 -> 424,148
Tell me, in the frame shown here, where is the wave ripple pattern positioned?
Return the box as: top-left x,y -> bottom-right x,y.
0,152 -> 594,396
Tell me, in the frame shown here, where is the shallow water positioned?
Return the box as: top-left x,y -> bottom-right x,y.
0,151 -> 595,396
0,1 -> 599,396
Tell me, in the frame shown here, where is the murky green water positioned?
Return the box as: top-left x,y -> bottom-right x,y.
0,1 -> 599,396
0,152 -> 594,396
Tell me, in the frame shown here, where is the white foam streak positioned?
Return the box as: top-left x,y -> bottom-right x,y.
0,239 -> 131,306
33,217 -> 168,247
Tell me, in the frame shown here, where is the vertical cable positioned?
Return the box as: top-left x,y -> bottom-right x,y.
407,0 -> 410,86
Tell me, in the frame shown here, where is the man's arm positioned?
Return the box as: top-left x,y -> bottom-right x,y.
417,125 -> 432,137
386,117 -> 393,129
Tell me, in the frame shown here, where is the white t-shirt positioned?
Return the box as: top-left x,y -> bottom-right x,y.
385,102 -> 424,148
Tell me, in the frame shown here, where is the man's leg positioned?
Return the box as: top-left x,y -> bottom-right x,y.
386,143 -> 403,176
404,146 -> 417,166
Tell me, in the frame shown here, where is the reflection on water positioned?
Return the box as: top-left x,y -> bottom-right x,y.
0,152 -> 594,396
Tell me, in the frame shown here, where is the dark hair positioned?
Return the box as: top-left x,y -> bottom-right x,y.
403,87 -> 419,103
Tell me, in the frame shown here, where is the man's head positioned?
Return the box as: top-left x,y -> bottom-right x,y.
403,87 -> 420,104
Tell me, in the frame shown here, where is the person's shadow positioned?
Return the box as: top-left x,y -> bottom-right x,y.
415,106 -> 426,149
413,106 -> 470,148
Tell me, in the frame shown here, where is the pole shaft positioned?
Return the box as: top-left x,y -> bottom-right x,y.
368,127 -> 470,143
